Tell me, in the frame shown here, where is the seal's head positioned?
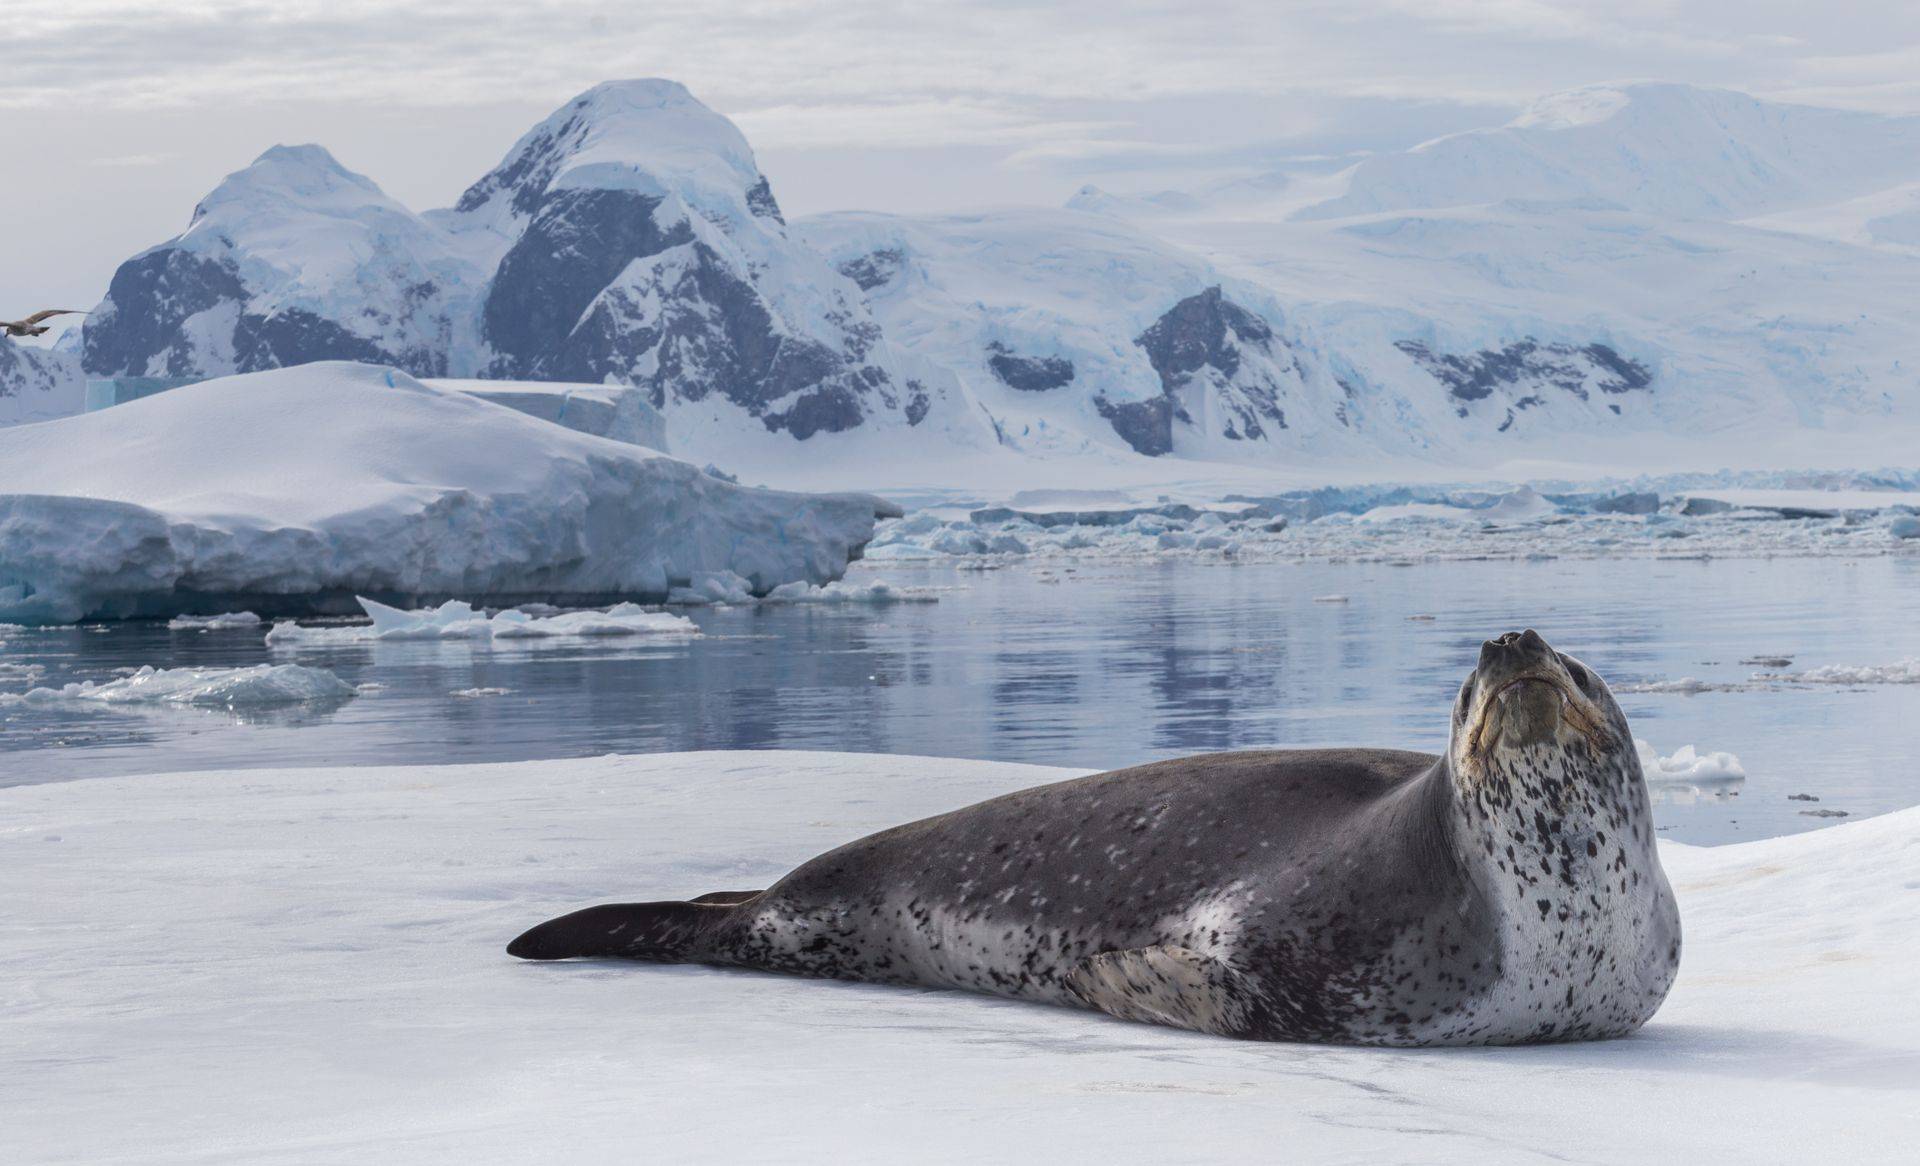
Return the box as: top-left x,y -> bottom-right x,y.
1447,629 -> 1631,797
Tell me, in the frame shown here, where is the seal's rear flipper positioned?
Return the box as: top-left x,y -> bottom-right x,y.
507,900 -> 731,962
1066,946 -> 1257,1038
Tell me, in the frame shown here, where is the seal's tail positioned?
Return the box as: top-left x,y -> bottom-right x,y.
506,892 -> 761,962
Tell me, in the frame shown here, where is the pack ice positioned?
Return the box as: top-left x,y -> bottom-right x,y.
0,362 -> 895,623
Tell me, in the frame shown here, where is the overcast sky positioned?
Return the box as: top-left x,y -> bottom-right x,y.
7,0 -> 1920,330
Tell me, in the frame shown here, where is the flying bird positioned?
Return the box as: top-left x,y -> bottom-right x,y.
2,309 -> 85,338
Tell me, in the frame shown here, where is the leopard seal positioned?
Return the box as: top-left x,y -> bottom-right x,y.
509,629 -> 1680,1046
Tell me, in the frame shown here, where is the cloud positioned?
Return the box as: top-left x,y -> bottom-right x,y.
87,152 -> 177,168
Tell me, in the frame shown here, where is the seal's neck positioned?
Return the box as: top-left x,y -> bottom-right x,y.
1444,735 -> 1663,935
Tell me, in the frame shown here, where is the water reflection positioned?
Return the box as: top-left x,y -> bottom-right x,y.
2,556 -> 1917,845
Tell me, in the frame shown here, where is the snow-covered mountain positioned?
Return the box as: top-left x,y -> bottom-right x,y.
0,339 -> 84,427
81,81 -> 960,449
82,145 -> 484,378
69,79 -> 1920,482
800,211 -> 1362,462
1295,83 -> 1920,222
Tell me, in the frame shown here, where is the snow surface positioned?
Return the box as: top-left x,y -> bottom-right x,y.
1,662 -> 353,708
0,362 -> 889,623
6,750 -> 1917,1162
264,597 -> 698,645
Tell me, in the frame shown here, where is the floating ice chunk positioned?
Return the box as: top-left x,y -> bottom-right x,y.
1890,516 -> 1920,539
7,664 -> 355,708
1772,658 -> 1920,685
1636,739 -> 1746,785
1313,594 -> 1351,603
1482,486 -> 1560,522
1620,677 -> 1730,694
450,687 -> 513,698
761,579 -> 938,604
666,571 -> 755,606
267,597 -> 699,645
167,612 -> 264,631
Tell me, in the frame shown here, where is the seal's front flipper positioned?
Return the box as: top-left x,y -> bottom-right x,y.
507,900 -> 730,962
1066,946 -> 1257,1038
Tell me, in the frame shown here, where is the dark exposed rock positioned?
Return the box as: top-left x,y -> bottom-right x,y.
745,176 -> 785,224
1120,286 -> 1289,450
482,188 -> 694,376
836,247 -> 906,291
1082,285 -> 1294,455
985,342 -> 1075,392
903,380 -> 931,426
234,307 -> 413,373
1094,394 -> 1176,457
82,249 -> 247,376
1137,285 -> 1269,385
1395,338 -> 1653,415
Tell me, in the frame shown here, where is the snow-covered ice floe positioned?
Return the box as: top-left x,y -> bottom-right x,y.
167,611 -> 263,631
665,570 -> 938,605
760,578 -> 938,604
0,362 -> 895,624
265,597 -> 699,645
6,750 -> 1917,1162
0,663 -> 354,708
1636,739 -> 1746,786
1624,659 -> 1920,694
1770,658 -> 1920,685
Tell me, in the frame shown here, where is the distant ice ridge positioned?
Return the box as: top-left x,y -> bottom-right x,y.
1636,739 -> 1746,785
266,597 -> 698,645
3,664 -> 354,708
864,485 -> 1920,566
0,363 -> 892,624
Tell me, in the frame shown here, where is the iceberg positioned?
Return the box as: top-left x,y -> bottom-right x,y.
0,362 -> 894,624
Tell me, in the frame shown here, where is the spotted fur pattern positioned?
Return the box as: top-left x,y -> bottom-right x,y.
511,632 -> 1681,1047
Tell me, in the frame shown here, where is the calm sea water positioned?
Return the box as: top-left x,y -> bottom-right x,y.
4,556 -> 1917,844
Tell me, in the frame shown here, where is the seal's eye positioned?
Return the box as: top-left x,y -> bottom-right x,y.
1564,659 -> 1596,693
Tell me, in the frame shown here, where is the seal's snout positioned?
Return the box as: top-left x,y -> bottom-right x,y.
1478,628 -> 1552,672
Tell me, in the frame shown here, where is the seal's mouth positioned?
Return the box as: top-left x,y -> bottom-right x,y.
1467,672 -> 1603,757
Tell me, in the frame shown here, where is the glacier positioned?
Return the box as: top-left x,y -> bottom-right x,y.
0,362 -> 895,623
